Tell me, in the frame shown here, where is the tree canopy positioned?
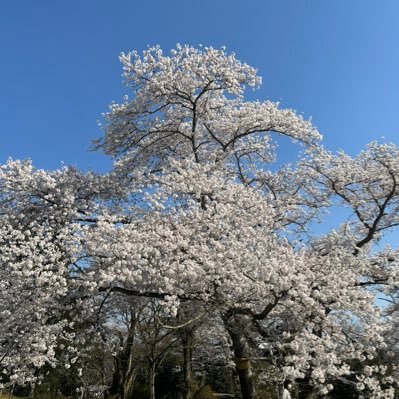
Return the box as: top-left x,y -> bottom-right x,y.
0,45 -> 398,399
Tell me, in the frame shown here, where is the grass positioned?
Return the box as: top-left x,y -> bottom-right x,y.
0,394 -> 22,399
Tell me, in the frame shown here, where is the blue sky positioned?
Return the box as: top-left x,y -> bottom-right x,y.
1,0 -> 399,172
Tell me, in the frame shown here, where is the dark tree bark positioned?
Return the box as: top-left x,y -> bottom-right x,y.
222,314 -> 255,399
108,311 -> 137,399
180,327 -> 194,399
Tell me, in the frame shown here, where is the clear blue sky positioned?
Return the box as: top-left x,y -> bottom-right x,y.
1,0 -> 399,172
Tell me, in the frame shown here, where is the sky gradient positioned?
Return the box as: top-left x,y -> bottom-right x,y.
1,0 -> 399,172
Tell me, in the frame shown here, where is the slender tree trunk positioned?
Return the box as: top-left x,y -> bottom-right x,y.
108,312 -> 137,399
108,354 -> 121,397
181,328 -> 193,399
149,362 -> 156,399
222,314 -> 255,399
28,383 -> 35,398
123,367 -> 137,399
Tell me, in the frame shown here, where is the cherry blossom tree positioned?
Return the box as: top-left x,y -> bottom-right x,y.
0,160 -> 115,386
90,45 -> 399,398
0,45 -> 398,399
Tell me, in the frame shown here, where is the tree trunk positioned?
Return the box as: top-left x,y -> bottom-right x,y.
222,314 -> 255,399
28,383 -> 35,398
123,367 -> 137,399
108,312 -> 137,399
149,362 -> 156,399
233,357 -> 254,399
181,328 -> 193,399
